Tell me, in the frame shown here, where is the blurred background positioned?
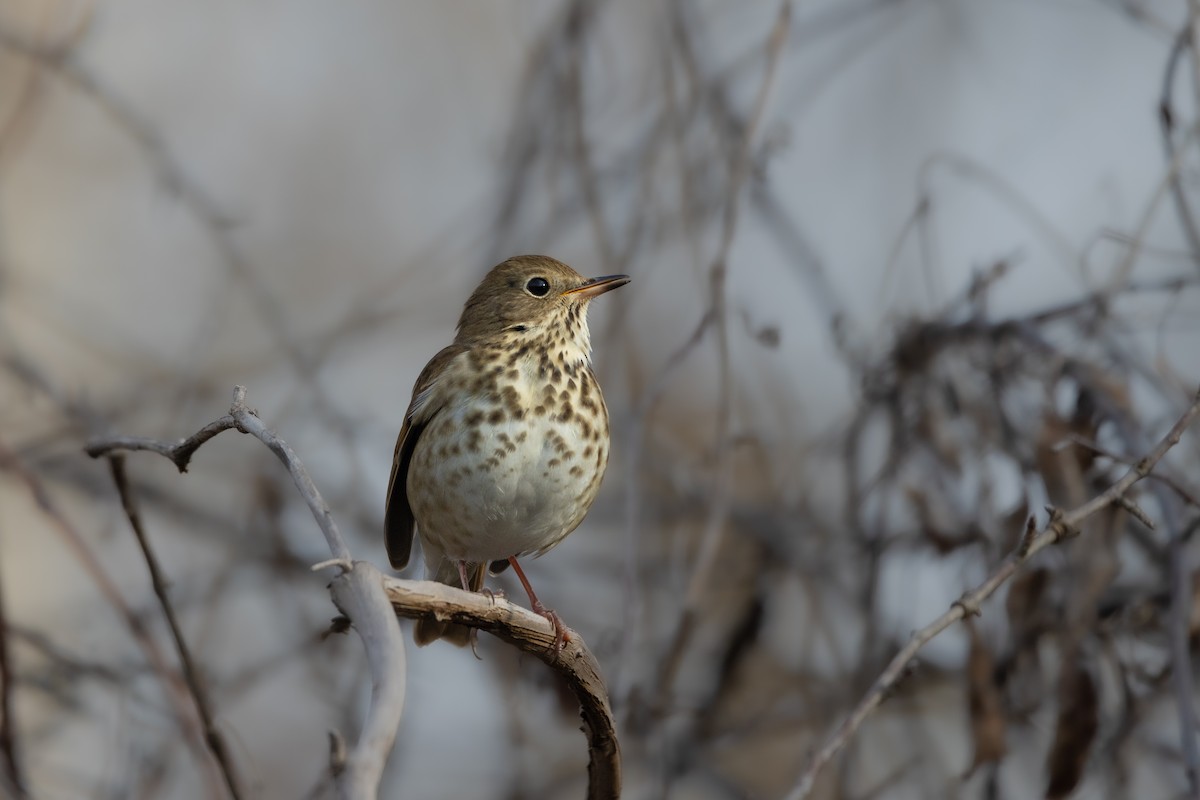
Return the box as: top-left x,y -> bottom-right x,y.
3,0 -> 1200,798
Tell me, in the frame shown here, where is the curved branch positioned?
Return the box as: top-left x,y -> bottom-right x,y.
384,578 -> 621,800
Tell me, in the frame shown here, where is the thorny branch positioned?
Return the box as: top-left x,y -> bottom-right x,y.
786,387 -> 1200,800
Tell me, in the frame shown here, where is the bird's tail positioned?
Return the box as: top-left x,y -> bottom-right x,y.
414,557 -> 485,647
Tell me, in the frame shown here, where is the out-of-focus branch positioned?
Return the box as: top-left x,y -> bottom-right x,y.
104,455 -> 243,800
786,386 -> 1200,800
1159,23 -> 1200,264
653,0 -> 792,703
0,438 -> 220,796
0,518 -> 25,799
383,578 -> 620,800
86,386 -> 404,800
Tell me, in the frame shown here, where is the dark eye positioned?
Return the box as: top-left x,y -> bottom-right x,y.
526,277 -> 550,297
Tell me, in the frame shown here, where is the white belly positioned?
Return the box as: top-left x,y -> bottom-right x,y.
407,396 -> 608,564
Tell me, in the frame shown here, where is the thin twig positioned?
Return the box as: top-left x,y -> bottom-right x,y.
0,439 -> 221,797
1059,433 -> 1200,508
104,454 -> 244,800
84,416 -> 238,472
1159,23 -> 1200,264
655,0 -> 792,701
785,387 -> 1200,799
0,516 -> 25,799
383,578 -> 620,800
1162,484 -> 1200,798
86,386 -> 404,799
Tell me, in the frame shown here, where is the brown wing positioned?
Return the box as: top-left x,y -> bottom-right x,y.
384,344 -> 466,570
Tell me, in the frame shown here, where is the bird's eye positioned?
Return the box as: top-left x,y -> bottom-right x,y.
526,277 -> 550,297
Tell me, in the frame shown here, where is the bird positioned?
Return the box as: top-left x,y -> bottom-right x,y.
385,255 -> 629,649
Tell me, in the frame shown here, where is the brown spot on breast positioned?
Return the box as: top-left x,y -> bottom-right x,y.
569,465 -> 584,478
487,409 -> 504,425
583,446 -> 593,458
465,410 -> 484,426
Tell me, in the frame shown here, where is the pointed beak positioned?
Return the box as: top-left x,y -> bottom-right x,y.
561,274 -> 631,300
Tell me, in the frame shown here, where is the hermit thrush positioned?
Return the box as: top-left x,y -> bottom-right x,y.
385,255 -> 629,648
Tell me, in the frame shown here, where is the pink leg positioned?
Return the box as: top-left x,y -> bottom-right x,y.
507,556 -> 569,652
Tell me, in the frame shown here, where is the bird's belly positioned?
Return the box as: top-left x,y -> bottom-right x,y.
408,405 -> 608,563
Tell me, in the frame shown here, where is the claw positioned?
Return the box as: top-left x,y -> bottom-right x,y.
507,556 -> 571,653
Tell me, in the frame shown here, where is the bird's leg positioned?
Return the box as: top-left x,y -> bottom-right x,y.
507,556 -> 569,652
457,559 -> 503,604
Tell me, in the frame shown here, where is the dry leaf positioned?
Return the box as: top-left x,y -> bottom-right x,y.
964,623 -> 1007,776
1044,657 -> 1099,799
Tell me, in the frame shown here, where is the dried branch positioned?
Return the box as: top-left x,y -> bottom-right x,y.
84,417 -> 238,473
103,454 -> 243,800
1159,22 -> 1200,265
383,578 -> 620,800
86,386 -> 403,799
654,0 -> 792,702
786,386 -> 1200,800
0,438 -> 220,795
0,518 -> 25,799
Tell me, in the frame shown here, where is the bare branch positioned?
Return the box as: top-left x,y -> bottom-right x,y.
86,386 -> 403,799
84,417 -> 238,473
654,0 -> 792,703
104,454 -> 244,800
786,386 -> 1200,800
383,578 -> 620,800
0,439 -> 221,795
0,517 -> 26,799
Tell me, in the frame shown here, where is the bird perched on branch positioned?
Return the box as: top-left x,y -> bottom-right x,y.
385,255 -> 629,649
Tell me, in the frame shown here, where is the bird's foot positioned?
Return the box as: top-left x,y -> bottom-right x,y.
507,556 -> 570,653
532,600 -> 570,653
480,586 -> 506,605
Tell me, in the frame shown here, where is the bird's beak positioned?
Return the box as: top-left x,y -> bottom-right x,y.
561,274 -> 631,299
